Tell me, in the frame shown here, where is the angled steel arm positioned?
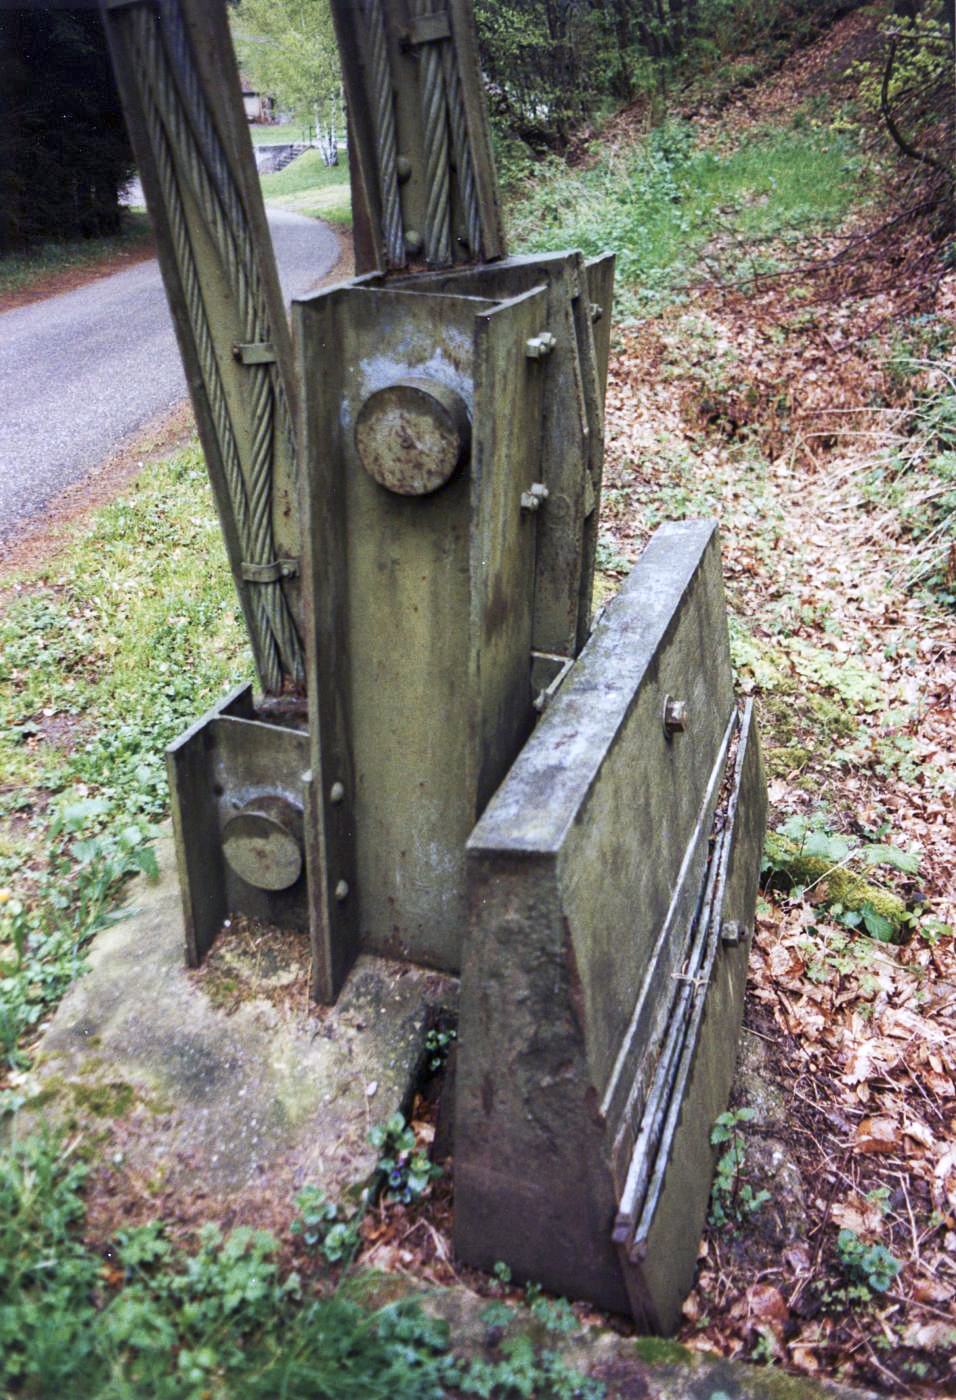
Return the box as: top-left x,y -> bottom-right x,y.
100,0 -> 304,695
329,0 -> 506,273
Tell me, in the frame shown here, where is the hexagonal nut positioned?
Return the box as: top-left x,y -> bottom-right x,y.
525,332 -> 557,359
662,695 -> 688,738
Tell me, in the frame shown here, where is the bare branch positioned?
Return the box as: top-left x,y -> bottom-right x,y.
880,35 -> 955,185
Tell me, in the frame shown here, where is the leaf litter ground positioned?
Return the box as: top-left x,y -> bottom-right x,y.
383,7 -> 956,1393
583,8 -> 955,1392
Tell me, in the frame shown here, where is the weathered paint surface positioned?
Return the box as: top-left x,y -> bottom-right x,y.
296,279 -> 547,975
455,520 -> 767,1331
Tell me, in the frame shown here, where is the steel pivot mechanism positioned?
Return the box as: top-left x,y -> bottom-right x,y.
100,0 -> 766,1333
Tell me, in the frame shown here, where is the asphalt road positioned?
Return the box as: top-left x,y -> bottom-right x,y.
0,209 -> 340,545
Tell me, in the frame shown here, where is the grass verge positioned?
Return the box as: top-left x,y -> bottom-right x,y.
260,149 -> 351,224
0,445 -> 250,1083
0,212 -> 153,304
0,1130 -> 604,1398
506,114 -> 870,317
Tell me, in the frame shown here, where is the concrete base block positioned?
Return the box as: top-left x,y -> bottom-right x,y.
18,834 -> 454,1221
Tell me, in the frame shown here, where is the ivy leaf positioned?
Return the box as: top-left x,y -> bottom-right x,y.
803,829 -> 851,862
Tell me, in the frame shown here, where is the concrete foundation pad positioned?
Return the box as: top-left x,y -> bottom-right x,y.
18,835 -> 454,1225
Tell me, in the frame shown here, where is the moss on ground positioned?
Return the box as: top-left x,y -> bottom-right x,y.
764,833 -> 907,930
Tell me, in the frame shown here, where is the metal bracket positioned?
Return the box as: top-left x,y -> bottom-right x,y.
405,11 -> 452,44
241,559 -> 299,583
232,341 -> 277,364
531,650 -> 574,713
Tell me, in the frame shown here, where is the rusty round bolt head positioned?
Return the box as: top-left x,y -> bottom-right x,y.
222,795 -> 304,892
355,377 -> 470,496
662,695 -> 688,737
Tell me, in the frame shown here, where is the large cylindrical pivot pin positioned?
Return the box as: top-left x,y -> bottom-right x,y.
354,377 -> 470,496
222,795 -> 304,891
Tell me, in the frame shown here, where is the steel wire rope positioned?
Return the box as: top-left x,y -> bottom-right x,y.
440,40 -> 482,258
360,0 -> 405,266
127,5 -> 284,690
150,5 -> 303,681
157,0 -> 296,466
411,0 -> 451,264
133,5 -> 303,684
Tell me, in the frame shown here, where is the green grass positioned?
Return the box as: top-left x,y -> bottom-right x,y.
0,444 -> 250,1077
0,1132 -> 604,1398
260,148 -> 351,224
507,116 -> 869,317
0,212 -> 153,301
248,120 -> 313,145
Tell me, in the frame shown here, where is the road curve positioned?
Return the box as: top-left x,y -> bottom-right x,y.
0,209 -> 340,545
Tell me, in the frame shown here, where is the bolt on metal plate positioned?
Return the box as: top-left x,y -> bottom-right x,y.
354,377 -> 470,496
662,695 -> 688,738
222,795 -> 304,891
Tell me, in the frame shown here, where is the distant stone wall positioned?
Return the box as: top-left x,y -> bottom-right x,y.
253,144 -> 298,174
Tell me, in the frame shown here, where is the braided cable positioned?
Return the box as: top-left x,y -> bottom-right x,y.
128,6 -> 288,690
158,0 -> 297,462
360,0 -> 405,266
412,0 -> 451,264
131,5 -> 302,684
441,40 -> 482,259
147,5 -> 301,678
158,20 -> 302,678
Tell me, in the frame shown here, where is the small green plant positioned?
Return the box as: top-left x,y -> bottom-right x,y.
762,812 -> 920,943
0,443 -> 251,1085
594,536 -> 632,575
835,1229 -> 902,1295
456,1335 -> 605,1399
290,1185 -> 362,1266
459,1293 -> 601,1399
369,1112 -> 442,1204
0,1129 -> 606,1398
524,1282 -> 580,1337
708,1107 -> 770,1225
424,1024 -> 456,1071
